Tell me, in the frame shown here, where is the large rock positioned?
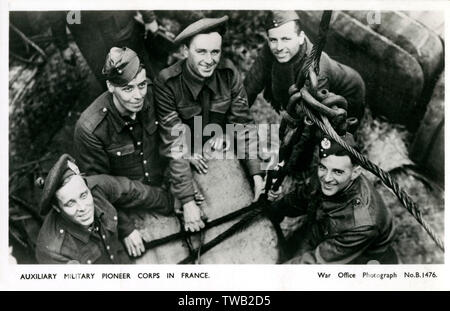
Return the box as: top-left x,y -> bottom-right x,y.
409,72 -> 444,185
135,155 -> 279,264
297,11 -> 443,127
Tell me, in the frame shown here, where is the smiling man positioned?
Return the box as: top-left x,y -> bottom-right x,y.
267,133 -> 398,264
74,47 -> 172,258
245,11 -> 365,124
36,154 -> 171,264
154,16 -> 264,232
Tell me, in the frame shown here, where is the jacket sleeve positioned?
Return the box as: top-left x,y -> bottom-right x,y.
319,53 -> 366,121
267,185 -> 310,223
227,63 -> 264,177
73,121 -> 111,176
94,175 -> 173,214
48,11 -> 69,50
290,225 -> 378,264
36,245 -> 79,264
244,42 -> 272,107
154,78 -> 196,205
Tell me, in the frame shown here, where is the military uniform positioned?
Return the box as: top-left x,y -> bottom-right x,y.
268,133 -> 397,264
154,57 -> 263,204
244,14 -> 365,121
51,11 -> 159,83
36,174 -> 169,264
74,47 -> 171,238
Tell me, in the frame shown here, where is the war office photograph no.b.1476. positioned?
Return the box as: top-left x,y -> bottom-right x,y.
5,4 -> 446,287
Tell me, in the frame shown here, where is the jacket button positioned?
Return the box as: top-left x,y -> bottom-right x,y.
145,172 -> 149,177
140,152 -> 144,156
137,141 -> 142,146
59,229 -> 64,234
155,121 -> 159,125
116,151 -> 121,156
110,255 -> 114,260
143,160 -> 147,164
87,260 -> 92,264
102,234 -> 106,240
129,126 -> 133,131
102,108 -> 107,113
106,245 -> 110,250
113,216 -> 118,221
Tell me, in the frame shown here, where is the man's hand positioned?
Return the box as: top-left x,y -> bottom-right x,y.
123,229 -> 145,258
144,20 -> 159,39
205,135 -> 231,152
267,186 -> 283,202
183,200 -> 205,232
189,153 -> 208,174
252,175 -> 265,202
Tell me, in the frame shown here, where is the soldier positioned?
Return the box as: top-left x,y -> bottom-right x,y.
35,154 -> 172,264
244,11 -> 365,123
267,133 -> 398,264
74,47 -> 171,257
154,16 -> 265,232
50,11 -> 161,85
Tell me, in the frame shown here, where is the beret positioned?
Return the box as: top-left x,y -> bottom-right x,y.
265,10 -> 299,30
174,16 -> 229,45
102,47 -> 141,86
319,133 -> 358,160
38,154 -> 80,216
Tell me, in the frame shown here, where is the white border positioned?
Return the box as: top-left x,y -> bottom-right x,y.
1,0 -> 449,291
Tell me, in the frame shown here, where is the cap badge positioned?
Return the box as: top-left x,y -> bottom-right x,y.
321,138 -> 331,150
67,160 -> 80,175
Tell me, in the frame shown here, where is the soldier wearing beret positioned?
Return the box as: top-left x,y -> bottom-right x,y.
74,47 -> 172,257
35,154 -> 171,264
244,11 -> 365,123
267,133 -> 398,264
154,16 -> 265,232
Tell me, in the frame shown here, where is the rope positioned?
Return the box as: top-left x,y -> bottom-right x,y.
300,104 -> 445,252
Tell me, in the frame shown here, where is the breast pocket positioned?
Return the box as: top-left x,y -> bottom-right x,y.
210,97 -> 231,125
79,244 -> 103,264
106,144 -> 137,170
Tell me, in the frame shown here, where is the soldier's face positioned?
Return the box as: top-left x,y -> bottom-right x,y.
107,69 -> 147,115
186,32 -> 222,78
267,21 -> 304,63
317,155 -> 361,196
55,175 -> 95,227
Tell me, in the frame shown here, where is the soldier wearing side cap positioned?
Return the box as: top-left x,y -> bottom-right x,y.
35,154 -> 171,264
244,11 -> 365,124
266,133 -> 398,264
154,16 -> 265,233
74,47 -> 171,258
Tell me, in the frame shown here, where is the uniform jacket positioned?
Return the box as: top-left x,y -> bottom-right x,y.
74,88 -> 170,237
50,11 -> 158,82
271,174 -> 396,264
36,175 -> 170,264
244,38 -> 366,121
154,58 -> 263,204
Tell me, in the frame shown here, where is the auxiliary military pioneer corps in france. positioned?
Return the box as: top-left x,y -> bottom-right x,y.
34,11 -> 399,264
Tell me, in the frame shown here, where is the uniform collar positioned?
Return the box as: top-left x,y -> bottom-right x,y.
321,175 -> 362,204
106,92 -> 150,133
55,206 -> 105,244
182,60 -> 220,100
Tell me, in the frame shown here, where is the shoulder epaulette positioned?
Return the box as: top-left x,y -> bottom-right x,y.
77,92 -> 110,132
159,60 -> 183,82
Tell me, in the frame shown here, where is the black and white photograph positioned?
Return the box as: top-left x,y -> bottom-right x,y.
2,0 -> 448,291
